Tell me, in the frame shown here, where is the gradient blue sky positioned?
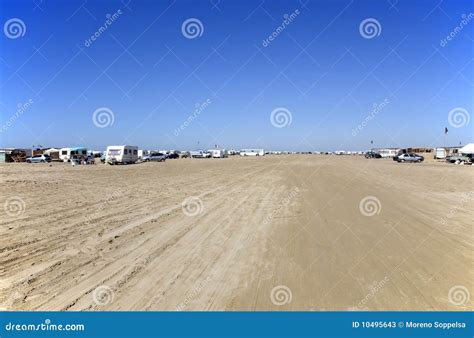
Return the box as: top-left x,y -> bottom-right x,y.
1,0 -> 473,151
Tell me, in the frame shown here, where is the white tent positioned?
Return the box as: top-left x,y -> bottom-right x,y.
459,143 -> 474,154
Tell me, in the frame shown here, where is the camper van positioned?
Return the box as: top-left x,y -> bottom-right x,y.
208,149 -> 228,158
240,149 -> 264,156
190,150 -> 211,158
434,148 -> 447,159
59,147 -> 88,162
106,145 -> 138,164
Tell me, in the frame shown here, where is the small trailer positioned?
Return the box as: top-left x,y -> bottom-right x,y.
106,145 -> 138,164
208,149 -> 228,158
59,147 -> 88,162
190,150 -> 211,158
434,148 -> 446,159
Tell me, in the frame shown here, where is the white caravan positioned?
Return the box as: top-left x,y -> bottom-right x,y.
240,149 -> 264,156
106,145 -> 138,164
59,147 -> 88,162
208,149 -> 228,158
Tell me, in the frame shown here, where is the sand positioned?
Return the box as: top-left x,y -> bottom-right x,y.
0,155 -> 472,311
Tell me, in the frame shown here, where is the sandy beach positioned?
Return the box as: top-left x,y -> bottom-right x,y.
0,156 -> 472,311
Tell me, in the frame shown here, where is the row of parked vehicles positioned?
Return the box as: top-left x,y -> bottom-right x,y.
365,151 -> 424,163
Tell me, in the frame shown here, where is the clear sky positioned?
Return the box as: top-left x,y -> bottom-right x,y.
0,0 -> 472,151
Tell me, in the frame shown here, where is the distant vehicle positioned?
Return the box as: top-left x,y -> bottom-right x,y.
397,153 -> 424,163
106,145 -> 138,164
434,148 -> 447,159
208,149 -> 228,158
240,149 -> 264,156
446,153 -> 473,164
142,152 -> 167,162
166,153 -> 179,159
365,151 -> 382,159
26,154 -> 51,163
190,150 -> 211,158
59,147 -> 88,162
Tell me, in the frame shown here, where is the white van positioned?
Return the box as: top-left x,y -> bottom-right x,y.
434,148 -> 446,159
240,149 -> 264,156
59,147 -> 88,162
106,145 -> 138,164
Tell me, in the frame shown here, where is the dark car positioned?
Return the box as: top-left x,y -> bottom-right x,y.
166,153 -> 179,159
365,151 -> 382,159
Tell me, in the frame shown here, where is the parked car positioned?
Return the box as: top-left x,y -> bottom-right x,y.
142,152 -> 167,162
26,154 -> 51,163
446,153 -> 473,164
365,151 -> 382,159
166,153 -> 179,159
396,153 -> 424,163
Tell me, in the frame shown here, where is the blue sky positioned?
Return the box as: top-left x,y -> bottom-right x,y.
0,0 -> 472,151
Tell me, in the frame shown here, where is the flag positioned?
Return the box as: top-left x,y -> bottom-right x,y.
444,127 -> 448,134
